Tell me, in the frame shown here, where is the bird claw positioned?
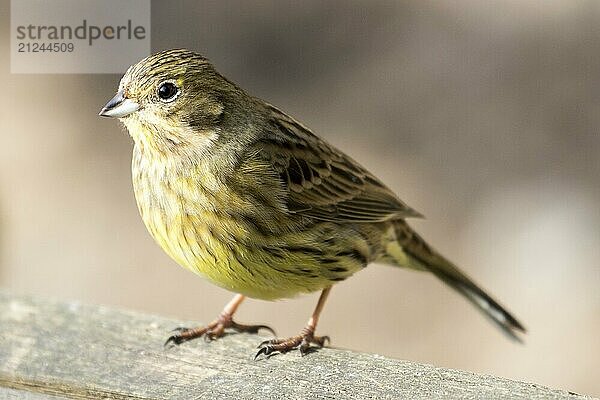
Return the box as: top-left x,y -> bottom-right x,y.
254,345 -> 274,360
164,329 -> 191,347
254,328 -> 330,359
257,339 -> 272,348
164,319 -> 274,348
316,335 -> 330,347
232,323 -> 276,336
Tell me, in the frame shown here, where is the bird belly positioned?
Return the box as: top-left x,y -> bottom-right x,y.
140,205 -> 353,300
132,152 -> 367,300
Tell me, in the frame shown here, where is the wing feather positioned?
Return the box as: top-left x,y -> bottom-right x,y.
256,105 -> 423,223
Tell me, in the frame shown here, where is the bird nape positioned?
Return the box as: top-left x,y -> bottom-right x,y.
99,48 -> 525,358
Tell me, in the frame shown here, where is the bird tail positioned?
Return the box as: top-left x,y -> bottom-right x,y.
387,221 -> 526,340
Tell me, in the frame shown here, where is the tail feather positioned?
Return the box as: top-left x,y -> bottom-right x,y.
391,221 -> 526,340
432,268 -> 526,341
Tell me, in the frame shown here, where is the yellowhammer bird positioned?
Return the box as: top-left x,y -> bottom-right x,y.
100,49 -> 525,357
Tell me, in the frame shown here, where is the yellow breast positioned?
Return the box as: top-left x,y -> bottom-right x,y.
131,146 -> 348,300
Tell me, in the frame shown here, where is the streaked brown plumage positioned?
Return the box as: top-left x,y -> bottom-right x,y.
100,49 -> 525,357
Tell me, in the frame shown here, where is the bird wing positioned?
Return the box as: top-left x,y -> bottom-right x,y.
255,105 -> 423,223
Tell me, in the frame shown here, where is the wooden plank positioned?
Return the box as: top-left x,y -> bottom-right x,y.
0,292 -> 590,399
0,387 -> 69,400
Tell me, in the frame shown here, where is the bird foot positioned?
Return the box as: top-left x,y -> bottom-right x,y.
255,326 -> 329,359
164,312 -> 275,347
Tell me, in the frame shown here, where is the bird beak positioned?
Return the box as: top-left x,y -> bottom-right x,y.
99,90 -> 140,118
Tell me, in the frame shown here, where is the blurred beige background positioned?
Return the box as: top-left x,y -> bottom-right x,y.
1,0 -> 599,396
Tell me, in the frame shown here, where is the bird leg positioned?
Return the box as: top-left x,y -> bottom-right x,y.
256,287 -> 331,358
164,294 -> 275,347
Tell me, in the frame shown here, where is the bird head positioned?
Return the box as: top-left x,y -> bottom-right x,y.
100,49 -> 235,157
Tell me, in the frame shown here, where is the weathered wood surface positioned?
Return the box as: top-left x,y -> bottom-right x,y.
0,291 -> 591,400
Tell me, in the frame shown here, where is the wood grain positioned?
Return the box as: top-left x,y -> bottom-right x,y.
0,291 -> 590,399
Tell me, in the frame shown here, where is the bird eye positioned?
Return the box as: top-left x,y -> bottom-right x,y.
157,81 -> 180,102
